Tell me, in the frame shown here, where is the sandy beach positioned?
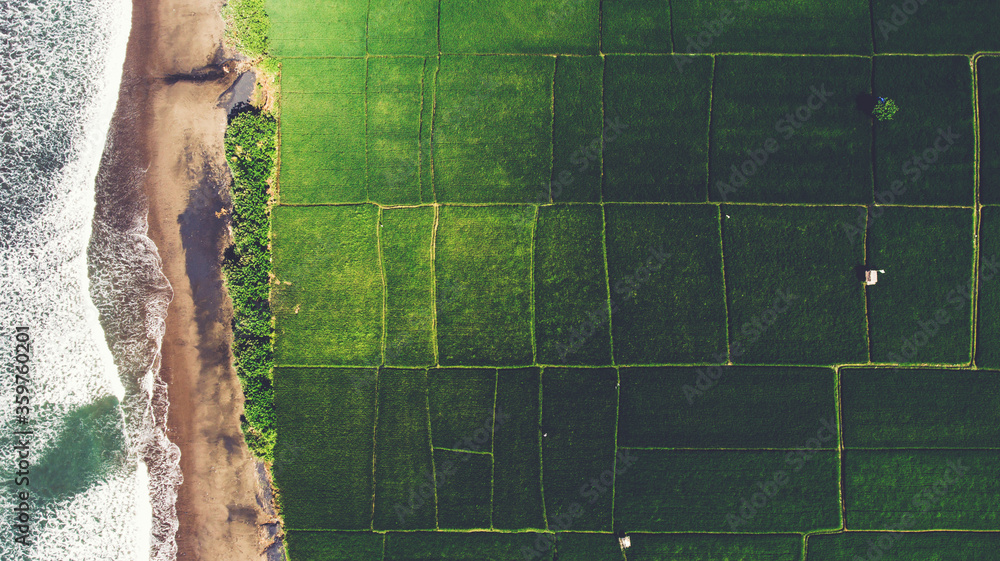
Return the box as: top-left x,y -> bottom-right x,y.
103,0 -> 279,558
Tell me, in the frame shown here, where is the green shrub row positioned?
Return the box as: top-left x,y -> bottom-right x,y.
223,108 -> 278,460
222,0 -> 269,59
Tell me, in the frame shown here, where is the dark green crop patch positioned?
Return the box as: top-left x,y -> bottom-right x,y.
865,206 -> 975,365
709,55 -> 872,204
722,204 -> 869,365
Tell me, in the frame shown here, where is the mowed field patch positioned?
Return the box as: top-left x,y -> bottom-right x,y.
980,57 -> 1000,204
435,205 -> 534,365
709,55 -> 872,204
541,367 -> 617,532
603,55 -> 713,202
433,55 -> 555,203
807,531 -> 1000,560
272,205 -> 382,366
604,204 -> 726,364
492,368 -> 545,530
427,368 -> 496,451
722,205 -> 868,365
977,207 -> 1000,368
279,58 -> 367,204
865,207 -> 975,365
432,449 -> 492,529
601,0 -> 671,53
381,207 -> 435,366
872,56 -> 975,206
670,0 -> 871,54
373,368 -> 435,530
841,368 -> 1000,448
384,531 -> 554,560
872,0 -> 1000,54
283,531 -> 384,561
367,0 -> 438,55
626,533 -> 803,561
618,366 -> 838,448
439,0 -> 599,54
534,205 -> 611,365
843,450 -> 1000,530
613,449 -> 841,532
267,0 -> 366,56
551,56 -> 604,202
274,367 -> 377,530
367,57 -> 424,204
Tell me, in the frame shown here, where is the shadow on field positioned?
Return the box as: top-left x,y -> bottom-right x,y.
855,93 -> 877,115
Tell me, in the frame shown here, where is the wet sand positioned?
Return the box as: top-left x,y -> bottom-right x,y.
106,0 -> 279,558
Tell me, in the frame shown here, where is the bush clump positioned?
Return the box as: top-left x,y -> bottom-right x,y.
873,97 -> 899,121
222,0 -> 270,58
223,108 -> 278,460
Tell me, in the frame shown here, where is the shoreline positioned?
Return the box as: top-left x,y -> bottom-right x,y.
106,0 -> 279,557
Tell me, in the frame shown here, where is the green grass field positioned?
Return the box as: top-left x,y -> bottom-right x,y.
865,206 -> 975,365
614,449 -> 841,532
670,0 -> 871,55
434,205 -> 534,365
721,204 -> 868,365
709,55 -> 872,204
807,531 -> 1000,560
980,57 -> 1000,204
977,207 -> 1000,368
271,205 -> 382,366
618,366 -> 838,448
533,205 -> 611,364
381,206 -> 435,366
432,56 -> 555,203
273,367 -> 377,530
604,204 -> 727,363
265,2 -> 998,558
843,450 -> 1000,530
541,367 -> 618,532
602,55 -> 713,201
841,368 -> 1000,448
872,56 -> 975,206
373,368 -> 436,530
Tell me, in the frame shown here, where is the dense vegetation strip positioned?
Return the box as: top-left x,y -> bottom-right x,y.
224,108 -> 278,459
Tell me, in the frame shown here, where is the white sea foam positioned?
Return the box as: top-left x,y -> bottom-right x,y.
0,0 -> 180,558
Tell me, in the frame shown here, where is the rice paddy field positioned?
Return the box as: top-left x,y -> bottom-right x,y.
264,1 -> 1000,559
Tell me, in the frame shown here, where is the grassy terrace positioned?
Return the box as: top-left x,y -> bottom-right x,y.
262,0 -> 1000,558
